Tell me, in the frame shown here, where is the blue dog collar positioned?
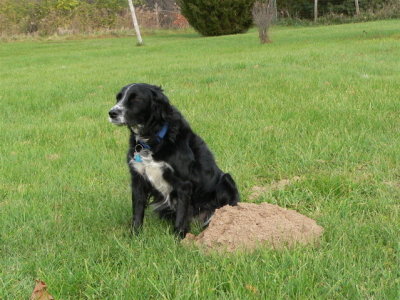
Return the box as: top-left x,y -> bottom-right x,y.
156,123 -> 169,142
137,123 -> 168,149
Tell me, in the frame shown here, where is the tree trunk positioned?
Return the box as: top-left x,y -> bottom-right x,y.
272,0 -> 277,21
314,0 -> 318,22
355,0 -> 360,15
127,0 -> 143,45
259,29 -> 271,44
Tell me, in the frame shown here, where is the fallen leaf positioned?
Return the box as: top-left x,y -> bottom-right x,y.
30,280 -> 54,300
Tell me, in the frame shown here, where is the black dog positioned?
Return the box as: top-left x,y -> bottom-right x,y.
109,83 -> 239,237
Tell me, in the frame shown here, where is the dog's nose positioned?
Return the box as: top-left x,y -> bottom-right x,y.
108,109 -> 120,119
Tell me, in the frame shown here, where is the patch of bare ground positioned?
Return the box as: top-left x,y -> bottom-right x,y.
249,176 -> 302,200
183,202 -> 323,253
46,154 -> 60,160
384,181 -> 400,189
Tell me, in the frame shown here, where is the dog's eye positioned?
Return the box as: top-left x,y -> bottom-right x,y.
127,94 -> 141,104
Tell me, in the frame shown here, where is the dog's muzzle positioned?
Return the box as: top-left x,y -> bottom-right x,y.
108,106 -> 126,125
108,107 -> 121,119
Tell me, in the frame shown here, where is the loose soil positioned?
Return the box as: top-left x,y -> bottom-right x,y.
183,202 -> 323,252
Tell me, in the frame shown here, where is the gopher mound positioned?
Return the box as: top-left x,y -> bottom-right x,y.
183,203 -> 324,252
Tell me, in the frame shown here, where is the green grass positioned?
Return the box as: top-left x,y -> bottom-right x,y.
1,20 -> 399,299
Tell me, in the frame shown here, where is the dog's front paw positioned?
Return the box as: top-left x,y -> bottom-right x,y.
130,224 -> 143,237
174,227 -> 188,239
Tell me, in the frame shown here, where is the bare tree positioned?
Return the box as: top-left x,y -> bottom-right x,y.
252,0 -> 275,44
128,0 -> 143,45
355,0 -> 360,15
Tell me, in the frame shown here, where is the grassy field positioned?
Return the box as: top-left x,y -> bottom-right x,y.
1,20 -> 399,299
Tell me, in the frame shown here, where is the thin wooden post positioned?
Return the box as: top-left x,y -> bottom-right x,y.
314,0 -> 318,22
155,2 -> 160,28
355,0 -> 360,15
127,0 -> 143,45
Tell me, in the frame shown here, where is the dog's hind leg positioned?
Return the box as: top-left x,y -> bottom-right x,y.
174,181 -> 193,238
162,168 -> 193,238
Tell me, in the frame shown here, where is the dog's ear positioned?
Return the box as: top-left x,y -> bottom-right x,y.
150,86 -> 168,103
148,86 -> 179,143
150,87 -> 172,121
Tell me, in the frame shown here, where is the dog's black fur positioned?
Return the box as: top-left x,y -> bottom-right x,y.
109,83 -> 239,237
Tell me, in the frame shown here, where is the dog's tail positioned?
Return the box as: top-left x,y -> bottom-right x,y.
216,173 -> 240,207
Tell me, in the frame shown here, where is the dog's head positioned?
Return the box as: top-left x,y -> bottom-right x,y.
108,83 -> 170,128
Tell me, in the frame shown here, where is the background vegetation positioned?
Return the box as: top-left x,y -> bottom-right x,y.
0,0 -> 399,36
0,20 -> 399,298
279,0 -> 398,18
0,0 -> 129,36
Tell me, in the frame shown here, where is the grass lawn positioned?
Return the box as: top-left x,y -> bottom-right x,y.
0,20 -> 399,299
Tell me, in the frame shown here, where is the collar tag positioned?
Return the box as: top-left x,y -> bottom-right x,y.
134,153 -> 143,163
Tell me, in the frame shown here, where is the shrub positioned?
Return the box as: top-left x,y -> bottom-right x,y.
178,0 -> 256,36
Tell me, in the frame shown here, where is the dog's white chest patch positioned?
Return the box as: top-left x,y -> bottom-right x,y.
130,153 -> 173,198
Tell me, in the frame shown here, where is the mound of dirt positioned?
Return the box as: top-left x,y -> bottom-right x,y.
183,203 -> 323,252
